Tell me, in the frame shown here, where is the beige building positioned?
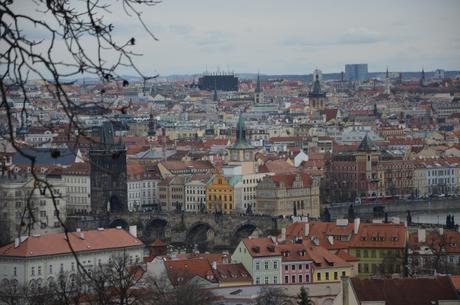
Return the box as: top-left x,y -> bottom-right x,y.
255,173 -> 320,217
0,173 -> 67,245
158,176 -> 186,211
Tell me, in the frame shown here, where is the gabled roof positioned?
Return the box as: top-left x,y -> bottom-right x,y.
214,263 -> 252,283
0,228 -> 143,257
165,258 -> 216,286
350,277 -> 458,305
242,237 -> 281,257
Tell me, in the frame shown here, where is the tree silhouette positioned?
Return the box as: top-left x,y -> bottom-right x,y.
0,0 -> 159,289
297,286 -> 312,305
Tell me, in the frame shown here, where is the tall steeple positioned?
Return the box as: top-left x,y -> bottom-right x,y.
420,68 -> 426,87
385,67 -> 391,95
255,73 -> 262,93
254,73 -> 263,104
234,113 -> 252,149
228,112 -> 256,174
309,73 -> 326,111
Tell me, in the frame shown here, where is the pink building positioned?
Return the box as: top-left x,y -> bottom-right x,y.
278,244 -> 313,284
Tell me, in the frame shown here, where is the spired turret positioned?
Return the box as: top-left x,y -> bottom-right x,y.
254,73 -> 264,104
308,74 -> 326,111
227,113 -> 257,174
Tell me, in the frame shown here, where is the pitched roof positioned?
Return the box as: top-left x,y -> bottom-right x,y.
270,173 -> 313,188
0,228 -> 143,257
350,223 -> 406,249
259,159 -> 296,174
214,263 -> 252,283
408,229 -> 460,254
242,237 -> 281,257
350,277 -> 458,305
165,258 -> 216,285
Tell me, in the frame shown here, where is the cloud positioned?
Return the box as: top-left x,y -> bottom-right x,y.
282,28 -> 385,49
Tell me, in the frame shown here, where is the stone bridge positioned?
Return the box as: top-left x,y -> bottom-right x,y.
66,212 -> 291,251
327,198 -> 460,223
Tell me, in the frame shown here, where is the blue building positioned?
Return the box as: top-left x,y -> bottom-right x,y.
345,64 -> 368,82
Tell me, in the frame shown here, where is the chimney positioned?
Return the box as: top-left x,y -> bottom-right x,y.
280,228 -> 286,241
328,235 -> 334,246
129,225 -> 137,238
418,229 -> 426,243
438,227 -> 444,236
80,232 -> 85,240
211,261 -> 217,270
14,238 -> 20,248
354,218 -> 360,235
304,222 -> 310,236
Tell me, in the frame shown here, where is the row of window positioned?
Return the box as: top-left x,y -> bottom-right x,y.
284,274 -> 310,284
284,263 -> 310,271
255,275 -> 278,285
255,261 -> 278,270
316,271 -> 346,281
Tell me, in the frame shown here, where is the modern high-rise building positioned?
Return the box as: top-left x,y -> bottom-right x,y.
345,64 -> 368,82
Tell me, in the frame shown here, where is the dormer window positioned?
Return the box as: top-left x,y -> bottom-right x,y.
361,236 -> 367,241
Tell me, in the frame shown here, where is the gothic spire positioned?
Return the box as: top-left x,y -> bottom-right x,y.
255,73 -> 262,93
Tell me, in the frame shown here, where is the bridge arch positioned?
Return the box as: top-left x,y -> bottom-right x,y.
232,223 -> 261,246
109,218 -> 129,230
144,218 -> 168,241
186,222 -> 215,252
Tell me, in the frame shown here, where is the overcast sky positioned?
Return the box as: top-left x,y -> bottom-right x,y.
14,0 -> 460,76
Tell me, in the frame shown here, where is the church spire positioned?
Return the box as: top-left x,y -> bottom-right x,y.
420,67 -> 426,87
255,73 -> 262,93
233,112 -> 252,149
254,73 -> 263,104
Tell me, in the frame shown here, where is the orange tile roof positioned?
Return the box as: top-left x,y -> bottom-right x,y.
350,223 -> 406,249
0,228 -> 144,257
214,263 -> 252,283
270,173 -> 313,188
408,229 -> 460,254
242,237 -> 281,257
259,159 -> 296,174
165,258 -> 216,285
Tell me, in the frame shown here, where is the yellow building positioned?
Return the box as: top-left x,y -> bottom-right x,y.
206,174 -> 234,214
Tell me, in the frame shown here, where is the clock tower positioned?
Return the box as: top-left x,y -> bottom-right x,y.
228,113 -> 257,174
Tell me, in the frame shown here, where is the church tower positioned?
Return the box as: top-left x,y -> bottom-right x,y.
419,68 -> 426,87
385,67 -> 391,95
308,74 -> 326,111
254,73 -> 263,104
228,113 -> 257,174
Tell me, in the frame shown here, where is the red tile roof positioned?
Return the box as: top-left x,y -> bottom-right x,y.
165,258 -> 216,285
259,159 -> 296,174
350,223 -> 406,249
408,229 -> 460,254
270,173 -> 313,188
242,237 -> 281,257
0,228 -> 143,257
351,276 -> 458,305
214,263 -> 252,283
